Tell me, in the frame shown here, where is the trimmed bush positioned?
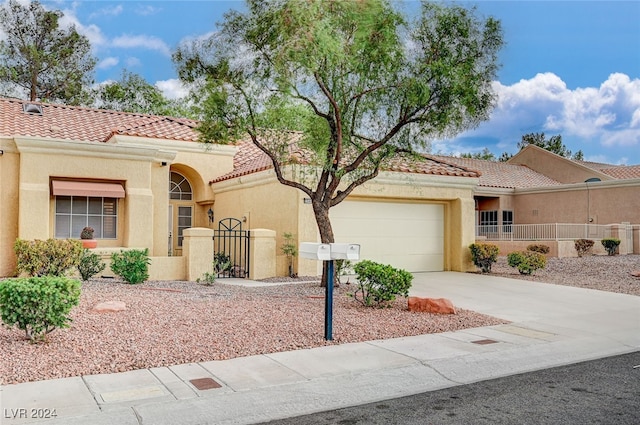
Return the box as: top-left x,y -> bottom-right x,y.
507,250 -> 547,275
469,243 -> 499,273
110,249 -> 150,284
574,239 -> 594,257
14,239 -> 83,277
527,244 -> 550,254
0,276 -> 81,342
601,238 -> 621,256
350,260 -> 413,308
77,249 -> 106,282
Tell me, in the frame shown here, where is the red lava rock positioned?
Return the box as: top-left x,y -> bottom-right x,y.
92,301 -> 126,313
408,297 -> 456,314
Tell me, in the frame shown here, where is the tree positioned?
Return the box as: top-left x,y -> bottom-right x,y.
517,132 -> 584,160
93,70 -> 194,117
0,0 -> 96,104
461,148 -> 497,161
174,0 -> 503,254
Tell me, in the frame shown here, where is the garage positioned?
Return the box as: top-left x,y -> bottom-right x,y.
330,200 -> 444,272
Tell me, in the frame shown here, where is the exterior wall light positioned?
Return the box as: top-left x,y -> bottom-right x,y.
207,208 -> 214,224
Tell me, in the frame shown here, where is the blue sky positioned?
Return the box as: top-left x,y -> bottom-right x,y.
10,0 -> 640,164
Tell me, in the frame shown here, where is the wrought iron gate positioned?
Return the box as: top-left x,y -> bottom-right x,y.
213,218 -> 250,278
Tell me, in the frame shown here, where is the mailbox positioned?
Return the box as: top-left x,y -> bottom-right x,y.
299,242 -> 332,261
329,243 -> 360,260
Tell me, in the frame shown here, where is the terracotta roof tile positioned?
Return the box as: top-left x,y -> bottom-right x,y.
598,165 -> 640,179
430,156 -> 563,189
212,139 -> 480,183
0,97 -> 199,142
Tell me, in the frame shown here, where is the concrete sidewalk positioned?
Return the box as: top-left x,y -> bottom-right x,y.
1,272 -> 639,425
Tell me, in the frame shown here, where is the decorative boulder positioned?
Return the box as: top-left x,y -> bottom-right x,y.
631,271 -> 640,278
92,301 -> 126,313
408,297 -> 456,314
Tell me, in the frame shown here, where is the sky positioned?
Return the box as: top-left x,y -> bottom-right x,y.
5,0 -> 640,165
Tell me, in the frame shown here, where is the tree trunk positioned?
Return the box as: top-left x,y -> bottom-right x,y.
313,200 -> 336,287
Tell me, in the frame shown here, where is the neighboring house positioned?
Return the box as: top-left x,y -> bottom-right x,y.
433,145 -> 640,255
0,98 -> 481,278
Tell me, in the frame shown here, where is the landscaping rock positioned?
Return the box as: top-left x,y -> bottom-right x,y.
408,297 -> 456,314
631,271 -> 640,278
92,301 -> 126,313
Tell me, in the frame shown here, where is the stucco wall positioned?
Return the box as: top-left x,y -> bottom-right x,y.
514,181 -> 640,225
0,136 -> 235,277
212,170 -> 308,276
212,169 -> 479,276
0,139 -> 20,276
509,145 -> 611,184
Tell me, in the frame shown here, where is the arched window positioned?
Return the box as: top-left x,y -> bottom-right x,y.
170,172 -> 192,200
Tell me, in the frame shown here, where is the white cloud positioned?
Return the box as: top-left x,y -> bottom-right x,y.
136,5 -> 161,16
457,72 -> 640,155
125,57 -> 142,68
97,56 -> 119,69
112,34 -> 171,56
155,79 -> 189,100
88,5 -> 123,20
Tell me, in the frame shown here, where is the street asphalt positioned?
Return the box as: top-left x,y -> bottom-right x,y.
262,351 -> 640,424
1,271 -> 638,425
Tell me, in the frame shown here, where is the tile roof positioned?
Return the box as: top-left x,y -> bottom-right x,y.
211,139 -> 481,183
575,160 -> 640,179
430,155 -> 563,189
0,97 -> 200,143
597,165 -> 640,179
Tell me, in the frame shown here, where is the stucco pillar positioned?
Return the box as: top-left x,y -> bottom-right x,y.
249,228 -> 276,280
449,197 -> 476,272
183,227 -> 214,281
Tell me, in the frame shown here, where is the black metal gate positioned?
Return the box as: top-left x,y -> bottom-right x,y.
213,218 -> 250,278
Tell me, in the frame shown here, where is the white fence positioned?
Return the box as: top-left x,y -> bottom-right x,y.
476,223 -> 615,241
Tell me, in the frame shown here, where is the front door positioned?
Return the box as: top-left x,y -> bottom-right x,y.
169,171 -> 194,256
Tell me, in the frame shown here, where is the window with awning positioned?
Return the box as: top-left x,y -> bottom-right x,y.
52,180 -> 123,239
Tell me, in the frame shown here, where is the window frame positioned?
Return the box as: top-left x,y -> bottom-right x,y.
54,195 -> 118,239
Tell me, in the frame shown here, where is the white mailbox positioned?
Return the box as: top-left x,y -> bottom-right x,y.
329,243 -> 361,260
299,242 -> 332,261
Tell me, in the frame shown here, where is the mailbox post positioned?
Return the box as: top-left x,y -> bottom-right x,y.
300,242 -> 360,340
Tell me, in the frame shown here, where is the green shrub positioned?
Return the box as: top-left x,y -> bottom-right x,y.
507,250 -> 547,275
574,239 -> 594,257
77,249 -> 106,282
110,249 -> 150,284
281,232 -> 297,277
213,252 -> 233,277
0,276 -> 81,342
349,260 -> 413,308
527,244 -> 550,254
14,239 -> 83,277
469,243 -> 499,273
601,238 -> 621,256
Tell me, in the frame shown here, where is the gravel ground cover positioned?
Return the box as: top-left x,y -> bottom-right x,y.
2,254 -> 638,385
490,255 -> 640,296
1,277 -> 505,385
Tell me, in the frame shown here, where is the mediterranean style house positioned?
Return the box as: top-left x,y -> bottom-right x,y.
1,98 -> 637,279
0,97 -> 481,279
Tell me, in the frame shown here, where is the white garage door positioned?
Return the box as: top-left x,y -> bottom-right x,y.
330,201 -> 444,272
